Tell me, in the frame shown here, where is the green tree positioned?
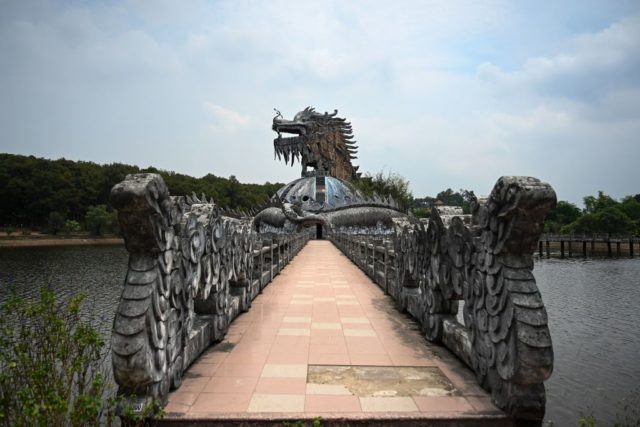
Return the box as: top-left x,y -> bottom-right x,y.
412,207 -> 431,219
47,211 -> 66,235
0,287 -> 114,426
619,196 -> 640,221
0,153 -> 283,228
583,191 -> 618,214
62,219 -> 82,235
619,196 -> 640,235
459,189 -> 476,214
85,205 -> 115,236
435,188 -> 464,206
565,206 -> 634,235
545,201 -> 582,233
352,170 -> 412,211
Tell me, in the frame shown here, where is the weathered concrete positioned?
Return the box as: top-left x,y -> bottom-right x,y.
158,241 -> 512,426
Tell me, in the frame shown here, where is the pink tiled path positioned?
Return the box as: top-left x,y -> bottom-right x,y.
163,241 -> 508,424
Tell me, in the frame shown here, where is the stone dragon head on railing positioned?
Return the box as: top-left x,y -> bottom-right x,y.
330,176 -> 556,425
109,173 -> 309,413
273,107 -> 361,181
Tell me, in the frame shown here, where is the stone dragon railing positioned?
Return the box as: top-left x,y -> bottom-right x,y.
329,176 -> 556,425
109,173 -> 309,412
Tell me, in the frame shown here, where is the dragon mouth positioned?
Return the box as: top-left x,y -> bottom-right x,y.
273,123 -> 307,147
273,122 -> 306,164
273,119 -> 307,136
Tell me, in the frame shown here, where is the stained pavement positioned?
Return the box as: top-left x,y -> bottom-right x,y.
161,240 -> 510,425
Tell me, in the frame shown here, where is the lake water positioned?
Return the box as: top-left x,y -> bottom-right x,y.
1,244 -> 639,425
535,257 -> 640,425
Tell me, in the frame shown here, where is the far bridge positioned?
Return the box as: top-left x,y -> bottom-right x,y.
538,234 -> 639,258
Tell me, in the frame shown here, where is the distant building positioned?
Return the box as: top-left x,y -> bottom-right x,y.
419,203 -> 472,227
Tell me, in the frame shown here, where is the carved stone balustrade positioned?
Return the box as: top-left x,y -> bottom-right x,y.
329,176 -> 556,425
109,173 -> 309,413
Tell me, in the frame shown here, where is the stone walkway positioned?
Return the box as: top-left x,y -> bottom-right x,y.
162,241 -> 509,425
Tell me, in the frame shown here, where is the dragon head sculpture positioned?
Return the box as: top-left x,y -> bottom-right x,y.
273,107 -> 361,181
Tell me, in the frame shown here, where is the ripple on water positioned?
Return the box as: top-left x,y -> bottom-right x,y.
1,247 -> 639,425
535,258 -> 640,425
0,245 -> 129,383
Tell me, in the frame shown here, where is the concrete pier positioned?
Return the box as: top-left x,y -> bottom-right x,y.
159,241 -> 511,426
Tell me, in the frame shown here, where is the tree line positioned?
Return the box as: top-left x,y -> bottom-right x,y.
412,186 -> 640,236
0,153 -> 282,234
405,182 -> 639,236
545,192 -> 640,235
2,153 -> 637,237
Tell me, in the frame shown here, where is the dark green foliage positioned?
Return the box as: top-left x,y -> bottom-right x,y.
619,197 -> 640,222
410,186 -> 638,236
47,211 -> 66,235
563,207 -> 635,235
0,153 -> 283,229
63,220 -> 82,235
548,191 -> 639,236
435,188 -> 464,206
412,196 -> 436,209
0,287 -> 114,426
412,207 -> 431,219
282,417 -> 323,427
545,201 -> 582,233
352,170 -> 412,211
583,191 -> 619,214
84,205 -> 117,236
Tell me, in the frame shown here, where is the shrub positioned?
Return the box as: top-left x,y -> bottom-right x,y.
63,220 -> 82,235
352,170 -> 412,211
0,287 -> 115,426
412,207 -> 431,219
47,211 -> 66,235
85,205 -> 117,236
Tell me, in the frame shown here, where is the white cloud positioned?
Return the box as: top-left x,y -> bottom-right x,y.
477,14 -> 640,101
1,1 -> 639,204
203,102 -> 251,132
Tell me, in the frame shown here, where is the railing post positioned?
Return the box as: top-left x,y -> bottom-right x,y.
372,239 -> 377,279
268,239 -> 275,281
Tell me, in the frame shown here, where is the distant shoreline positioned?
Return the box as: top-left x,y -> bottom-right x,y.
0,236 -> 124,248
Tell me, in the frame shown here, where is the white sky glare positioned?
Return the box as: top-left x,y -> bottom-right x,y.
0,0 -> 638,205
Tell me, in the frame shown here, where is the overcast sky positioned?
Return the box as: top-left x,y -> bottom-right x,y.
1,1 -> 638,205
